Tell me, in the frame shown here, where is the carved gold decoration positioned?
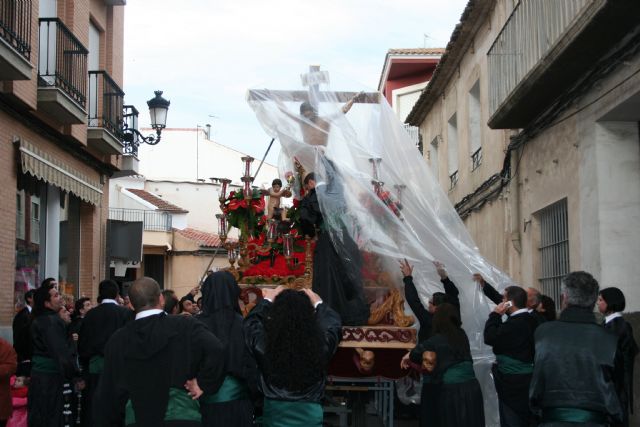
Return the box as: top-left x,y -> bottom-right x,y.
340,326 -> 416,349
368,289 -> 414,327
354,347 -> 375,374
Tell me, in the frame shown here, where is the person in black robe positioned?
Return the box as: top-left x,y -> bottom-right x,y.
78,279 -> 133,427
244,286 -> 341,427
12,288 -> 35,377
28,282 -> 82,427
484,286 -> 538,427
402,303 -> 484,427
399,259 -> 460,427
598,287 -> 639,427
196,272 -> 257,427
93,277 -> 225,427
69,297 -> 92,340
299,168 -> 369,326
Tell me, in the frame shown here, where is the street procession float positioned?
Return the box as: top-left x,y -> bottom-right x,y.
210,66 -> 513,424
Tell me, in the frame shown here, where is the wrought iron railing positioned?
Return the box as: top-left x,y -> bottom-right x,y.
109,208 -> 172,232
38,18 -> 88,108
449,170 -> 458,190
487,0 -> 591,117
471,147 -> 482,171
88,70 -> 124,138
122,104 -> 140,156
0,0 -> 31,60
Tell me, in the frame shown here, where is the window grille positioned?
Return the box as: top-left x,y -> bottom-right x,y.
471,147 -> 482,171
538,199 -> 569,309
449,170 -> 458,190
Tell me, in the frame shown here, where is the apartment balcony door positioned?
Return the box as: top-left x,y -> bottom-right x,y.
87,23 -> 100,126
38,0 -> 56,85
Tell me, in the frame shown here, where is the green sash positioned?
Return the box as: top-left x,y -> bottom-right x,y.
262,398 -> 323,427
496,355 -> 533,374
542,407 -> 606,424
32,355 -> 59,374
125,387 -> 201,426
442,361 -> 476,384
89,356 -> 104,374
201,375 -> 249,404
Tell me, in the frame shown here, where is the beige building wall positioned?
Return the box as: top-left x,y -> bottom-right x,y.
168,233 -> 230,299
413,0 -> 640,312
417,0 -> 519,279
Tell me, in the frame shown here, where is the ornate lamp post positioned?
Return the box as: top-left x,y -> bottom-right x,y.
122,90 -> 170,154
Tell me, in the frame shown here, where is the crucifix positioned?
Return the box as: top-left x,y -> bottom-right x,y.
248,65 -> 379,176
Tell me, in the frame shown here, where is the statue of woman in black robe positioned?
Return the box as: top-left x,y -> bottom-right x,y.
299,157 -> 370,326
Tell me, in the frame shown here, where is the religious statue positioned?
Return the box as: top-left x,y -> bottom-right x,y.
263,178 -> 291,222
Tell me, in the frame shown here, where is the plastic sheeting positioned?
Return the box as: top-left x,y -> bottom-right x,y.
247,70 -> 512,426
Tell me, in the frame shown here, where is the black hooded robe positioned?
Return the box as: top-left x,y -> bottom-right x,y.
196,271 -> 257,427
28,309 -> 80,427
92,313 -> 225,427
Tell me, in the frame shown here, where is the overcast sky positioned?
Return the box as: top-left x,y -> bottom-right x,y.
123,0 -> 467,164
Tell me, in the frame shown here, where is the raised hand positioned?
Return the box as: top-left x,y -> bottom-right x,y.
433,261 -> 447,280
399,259 -> 413,277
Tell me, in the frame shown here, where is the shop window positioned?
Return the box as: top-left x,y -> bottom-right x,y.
30,197 -> 40,244
16,191 -> 25,240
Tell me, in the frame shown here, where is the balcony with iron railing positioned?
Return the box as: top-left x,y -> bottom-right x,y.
87,70 -> 125,154
109,208 -> 173,232
0,0 -> 32,80
487,0 -> 638,129
37,17 -> 88,124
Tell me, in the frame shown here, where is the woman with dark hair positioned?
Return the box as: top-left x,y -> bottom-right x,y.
597,287 -> 638,427
196,271 -> 256,427
402,303 -> 484,427
244,286 -> 341,427
536,295 -> 557,322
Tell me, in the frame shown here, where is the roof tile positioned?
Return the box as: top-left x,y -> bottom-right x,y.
126,188 -> 189,213
175,228 -> 231,247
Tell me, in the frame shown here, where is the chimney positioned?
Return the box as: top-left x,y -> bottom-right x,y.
205,124 -> 211,140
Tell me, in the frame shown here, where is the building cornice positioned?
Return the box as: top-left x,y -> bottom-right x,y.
405,0 -> 497,126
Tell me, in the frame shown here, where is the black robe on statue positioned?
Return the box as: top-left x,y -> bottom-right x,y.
196,272 -> 257,427
299,158 -> 369,326
93,312 -> 225,427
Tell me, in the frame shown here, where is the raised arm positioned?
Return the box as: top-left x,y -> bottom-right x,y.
474,273 -> 502,305
399,260 -> 431,329
434,261 -> 460,308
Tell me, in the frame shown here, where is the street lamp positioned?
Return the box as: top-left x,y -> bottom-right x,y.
122,90 -> 170,154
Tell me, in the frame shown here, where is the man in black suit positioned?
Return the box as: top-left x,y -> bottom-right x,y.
78,280 -> 133,426
484,286 -> 538,427
12,289 -> 35,377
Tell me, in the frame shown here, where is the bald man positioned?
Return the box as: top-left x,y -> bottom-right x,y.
93,277 -> 225,427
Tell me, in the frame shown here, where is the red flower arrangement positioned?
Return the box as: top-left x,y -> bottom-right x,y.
221,189 -> 265,238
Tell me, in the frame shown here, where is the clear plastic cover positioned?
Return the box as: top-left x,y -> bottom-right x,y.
247,70 -> 509,425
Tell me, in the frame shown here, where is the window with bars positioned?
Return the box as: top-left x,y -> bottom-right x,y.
538,199 -> 569,309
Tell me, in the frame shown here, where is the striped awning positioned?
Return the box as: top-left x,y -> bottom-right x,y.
17,139 -> 103,205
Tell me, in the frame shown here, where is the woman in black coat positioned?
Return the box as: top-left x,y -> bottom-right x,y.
597,287 -> 639,427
